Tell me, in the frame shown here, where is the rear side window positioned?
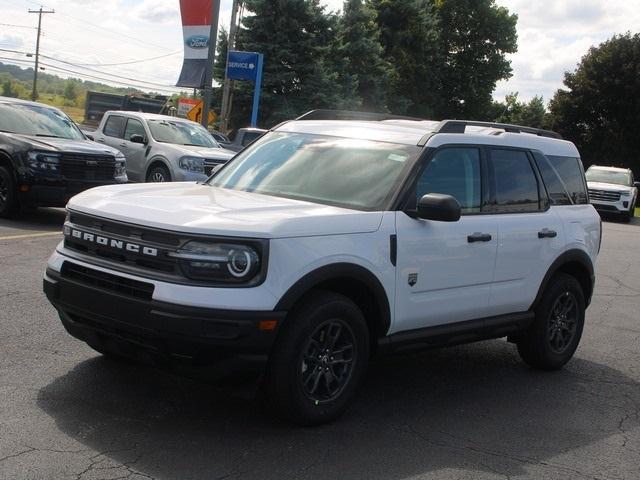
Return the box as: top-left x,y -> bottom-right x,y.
416,147 -> 482,214
488,149 -> 541,213
242,131 -> 262,146
536,154 -> 588,205
103,115 -> 125,138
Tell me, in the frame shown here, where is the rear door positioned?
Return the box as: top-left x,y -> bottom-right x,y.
486,148 -> 564,316
394,146 -> 498,332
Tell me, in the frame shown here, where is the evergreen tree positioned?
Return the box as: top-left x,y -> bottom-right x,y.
232,0 -> 352,127
335,0 -> 393,111
370,0 -> 442,117
2,79 -> 16,98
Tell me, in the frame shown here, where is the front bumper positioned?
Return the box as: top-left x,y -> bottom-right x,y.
590,199 -> 632,215
19,176 -> 127,207
43,266 -> 286,378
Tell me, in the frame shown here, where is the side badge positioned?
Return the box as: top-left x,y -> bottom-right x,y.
408,273 -> 418,287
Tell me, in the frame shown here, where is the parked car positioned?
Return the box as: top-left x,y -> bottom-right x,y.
586,165 -> 639,222
0,96 -> 127,218
90,111 -> 236,182
208,129 -> 231,146
44,111 -> 600,425
218,127 -> 267,152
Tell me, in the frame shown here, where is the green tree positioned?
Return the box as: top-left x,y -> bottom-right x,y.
63,79 -> 79,102
2,78 -> 16,97
213,27 -> 229,84
371,0 -> 442,117
232,0 -> 353,127
335,0 -> 393,111
548,33 -> 640,172
491,92 -> 547,128
433,0 -> 518,119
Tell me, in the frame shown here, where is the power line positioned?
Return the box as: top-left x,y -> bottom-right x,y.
74,50 -> 181,67
0,23 -> 36,29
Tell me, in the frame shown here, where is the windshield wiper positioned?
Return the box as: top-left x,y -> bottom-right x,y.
35,133 -> 67,138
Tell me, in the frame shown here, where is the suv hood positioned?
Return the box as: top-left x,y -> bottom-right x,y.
587,181 -> 632,192
67,183 -> 384,238
172,144 -> 236,161
11,134 -> 121,157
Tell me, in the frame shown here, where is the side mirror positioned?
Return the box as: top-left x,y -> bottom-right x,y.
130,134 -> 146,144
416,193 -> 461,222
634,182 -> 640,189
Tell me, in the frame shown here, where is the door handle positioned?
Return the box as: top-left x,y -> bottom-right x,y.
468,233 -> 492,243
538,229 -> 558,239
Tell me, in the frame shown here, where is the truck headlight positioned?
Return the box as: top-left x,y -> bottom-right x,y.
169,241 -> 263,284
179,156 -> 205,173
620,191 -> 630,197
28,151 -> 60,172
114,154 -> 127,180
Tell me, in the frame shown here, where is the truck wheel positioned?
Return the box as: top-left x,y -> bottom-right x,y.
264,290 -> 370,426
517,273 -> 585,370
146,165 -> 171,183
0,166 -> 19,218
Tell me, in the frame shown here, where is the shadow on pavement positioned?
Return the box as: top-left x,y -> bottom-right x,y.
0,207 -> 66,233
37,340 -> 640,479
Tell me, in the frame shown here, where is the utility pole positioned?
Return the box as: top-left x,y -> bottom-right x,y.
28,6 -> 55,101
201,1 -> 221,129
220,0 -> 242,133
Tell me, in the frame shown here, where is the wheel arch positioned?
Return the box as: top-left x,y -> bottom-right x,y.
145,157 -> 172,180
274,263 -> 392,349
532,249 -> 595,309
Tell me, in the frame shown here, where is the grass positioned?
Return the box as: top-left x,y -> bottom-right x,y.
636,208 -> 640,218
35,94 -> 85,123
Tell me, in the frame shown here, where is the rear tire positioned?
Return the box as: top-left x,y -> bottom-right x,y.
264,290 -> 370,426
517,273 -> 585,370
0,165 -> 19,218
146,165 -> 171,183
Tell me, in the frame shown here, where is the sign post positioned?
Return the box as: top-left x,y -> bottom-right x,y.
227,50 -> 265,127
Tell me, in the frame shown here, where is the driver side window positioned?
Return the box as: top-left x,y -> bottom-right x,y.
416,148 -> 482,214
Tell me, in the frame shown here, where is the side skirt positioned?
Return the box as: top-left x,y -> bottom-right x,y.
378,312 -> 534,354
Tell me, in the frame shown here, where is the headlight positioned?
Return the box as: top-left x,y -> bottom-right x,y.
620,191 -> 630,197
114,154 -> 127,180
179,156 -> 205,173
169,241 -> 263,284
28,151 -> 60,172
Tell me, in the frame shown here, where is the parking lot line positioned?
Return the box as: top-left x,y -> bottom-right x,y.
0,231 -> 62,241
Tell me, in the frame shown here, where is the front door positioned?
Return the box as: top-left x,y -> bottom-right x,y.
121,118 -> 148,182
393,147 -> 498,333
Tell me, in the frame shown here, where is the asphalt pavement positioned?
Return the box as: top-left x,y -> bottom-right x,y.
0,208 -> 638,480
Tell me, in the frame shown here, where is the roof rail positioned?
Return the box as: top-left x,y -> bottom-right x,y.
434,120 -> 562,139
296,109 -> 425,122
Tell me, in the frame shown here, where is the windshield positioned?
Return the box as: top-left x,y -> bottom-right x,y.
209,132 -> 420,210
586,168 -> 631,187
148,119 -> 218,148
0,102 -> 84,140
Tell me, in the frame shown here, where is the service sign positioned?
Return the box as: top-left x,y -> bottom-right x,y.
227,51 -> 261,81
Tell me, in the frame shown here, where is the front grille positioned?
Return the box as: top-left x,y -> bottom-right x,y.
60,153 -> 115,180
204,158 -> 227,176
588,189 -> 621,202
61,262 -> 154,300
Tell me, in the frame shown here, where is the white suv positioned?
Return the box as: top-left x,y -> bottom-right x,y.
44,111 -> 601,425
586,165 -> 639,222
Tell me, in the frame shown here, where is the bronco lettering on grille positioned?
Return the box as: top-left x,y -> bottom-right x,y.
64,227 -> 159,257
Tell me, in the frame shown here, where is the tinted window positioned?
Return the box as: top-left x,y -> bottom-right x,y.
416,148 -> 482,213
242,131 -> 263,146
104,115 -> 125,138
489,149 -> 540,213
124,119 -> 145,141
536,154 -> 588,205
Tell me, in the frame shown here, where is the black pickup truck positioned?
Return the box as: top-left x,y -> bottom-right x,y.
0,96 -> 127,217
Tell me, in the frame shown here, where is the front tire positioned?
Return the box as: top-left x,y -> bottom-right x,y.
146,165 -> 171,183
264,291 -> 370,426
517,273 -> 585,370
0,165 -> 19,218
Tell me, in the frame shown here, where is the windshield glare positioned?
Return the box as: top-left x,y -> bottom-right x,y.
209,132 -> 420,210
586,169 -> 630,187
148,119 -> 217,148
0,103 -> 84,140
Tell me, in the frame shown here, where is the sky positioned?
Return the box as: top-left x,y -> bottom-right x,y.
1,0 -> 639,103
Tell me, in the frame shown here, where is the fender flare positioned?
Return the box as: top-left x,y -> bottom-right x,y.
274,262 -> 392,336
532,249 -> 595,309
145,156 -> 172,179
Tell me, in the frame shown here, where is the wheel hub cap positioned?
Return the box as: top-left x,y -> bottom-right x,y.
548,291 -> 578,354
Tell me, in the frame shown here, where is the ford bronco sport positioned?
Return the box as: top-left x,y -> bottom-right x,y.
43,110 -> 601,425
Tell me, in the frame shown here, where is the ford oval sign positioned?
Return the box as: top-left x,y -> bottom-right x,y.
186,35 -> 209,49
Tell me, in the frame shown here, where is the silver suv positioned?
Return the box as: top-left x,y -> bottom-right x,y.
92,112 -> 236,183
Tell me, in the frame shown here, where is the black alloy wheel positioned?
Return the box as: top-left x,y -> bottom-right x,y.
547,291 -> 578,354
300,319 -> 356,404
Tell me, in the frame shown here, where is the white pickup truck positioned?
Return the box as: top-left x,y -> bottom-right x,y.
89,111 -> 235,183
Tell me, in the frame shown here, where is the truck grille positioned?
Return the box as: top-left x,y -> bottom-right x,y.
588,189 -> 621,202
61,262 -> 154,300
60,154 -> 115,180
204,158 -> 227,176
